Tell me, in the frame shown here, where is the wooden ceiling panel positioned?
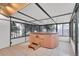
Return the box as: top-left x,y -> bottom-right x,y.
0,3 -> 29,16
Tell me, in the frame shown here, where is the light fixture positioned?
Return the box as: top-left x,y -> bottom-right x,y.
0,3 -> 29,16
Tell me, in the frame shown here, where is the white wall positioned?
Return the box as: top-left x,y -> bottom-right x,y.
0,20 -> 10,49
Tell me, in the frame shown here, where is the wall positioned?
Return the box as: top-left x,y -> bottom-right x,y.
0,20 -> 10,49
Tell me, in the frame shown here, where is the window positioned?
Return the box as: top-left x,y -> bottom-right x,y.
40,26 -> 47,32
57,24 -> 63,36
11,21 -> 25,38
32,25 -> 40,32
39,25 -> 56,33
69,4 -> 79,56
25,25 -> 32,36
63,24 -> 69,37
47,25 -> 56,33
57,23 -> 69,36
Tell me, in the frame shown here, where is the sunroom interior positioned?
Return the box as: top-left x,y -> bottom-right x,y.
0,3 -> 79,56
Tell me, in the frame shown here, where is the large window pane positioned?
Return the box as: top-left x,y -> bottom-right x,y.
63,24 -> 69,37
40,25 -> 56,33
57,24 -> 62,36
40,26 -> 47,32
11,22 -> 25,38
25,25 -> 31,36
32,25 -> 40,32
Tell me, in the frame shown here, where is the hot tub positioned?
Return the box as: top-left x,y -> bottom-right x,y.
29,32 -> 59,49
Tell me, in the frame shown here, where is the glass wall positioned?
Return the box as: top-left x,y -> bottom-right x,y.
76,4 -> 79,56
69,3 -> 79,56
11,21 -> 69,39
40,26 -> 47,32
57,23 -> 69,37
31,25 -> 40,32
11,21 -> 41,38
57,24 -> 63,36
11,21 -> 25,39
40,25 -> 56,33
63,24 -> 69,37
39,23 -> 69,37
25,24 -> 32,36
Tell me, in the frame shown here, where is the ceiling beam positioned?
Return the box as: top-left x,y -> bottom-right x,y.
38,12 -> 72,21
42,22 -> 69,26
18,11 -> 40,22
0,13 -> 9,18
10,16 -> 38,25
0,19 -> 10,21
35,3 -> 56,24
70,3 -> 78,22
31,12 -> 72,22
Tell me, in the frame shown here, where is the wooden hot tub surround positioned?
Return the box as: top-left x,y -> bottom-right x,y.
28,32 -> 59,49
